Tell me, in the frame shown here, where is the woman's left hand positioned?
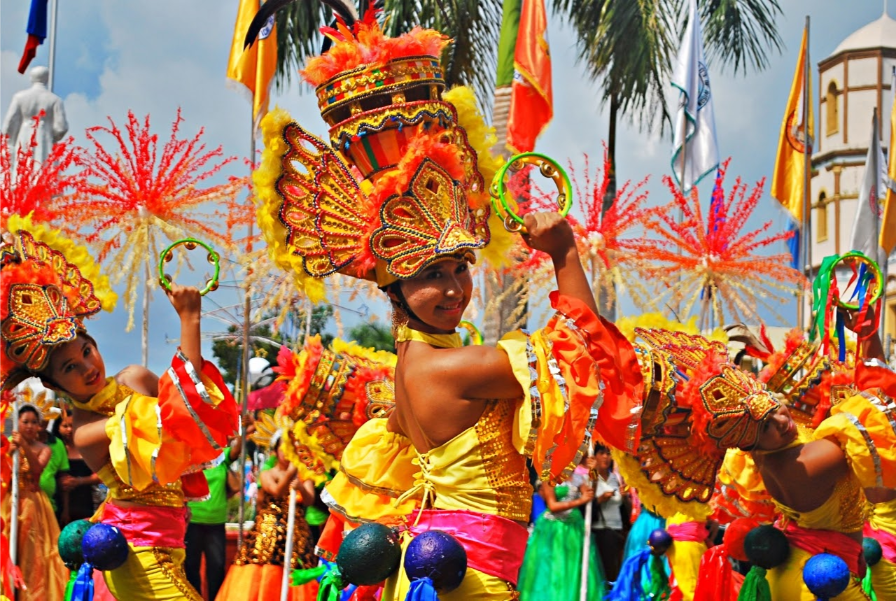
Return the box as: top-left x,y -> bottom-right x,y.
521,212 -> 576,260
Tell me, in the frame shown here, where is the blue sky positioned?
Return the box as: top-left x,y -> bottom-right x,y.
1,0 -> 891,377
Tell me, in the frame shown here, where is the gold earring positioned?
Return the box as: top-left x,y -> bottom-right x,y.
391,303 -> 409,337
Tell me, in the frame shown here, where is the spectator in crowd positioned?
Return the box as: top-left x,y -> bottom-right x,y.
53,408 -> 101,525
590,445 -> 628,582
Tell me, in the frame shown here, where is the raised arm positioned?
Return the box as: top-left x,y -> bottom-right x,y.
522,212 -> 598,317
166,284 -> 203,369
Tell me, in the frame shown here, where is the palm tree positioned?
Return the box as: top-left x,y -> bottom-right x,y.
552,0 -> 784,212
270,0 -> 504,106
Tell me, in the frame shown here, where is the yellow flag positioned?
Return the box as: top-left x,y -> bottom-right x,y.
881,69 -> 896,254
227,0 -> 277,126
771,27 -> 813,224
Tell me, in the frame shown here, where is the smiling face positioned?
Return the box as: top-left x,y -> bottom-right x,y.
393,256 -> 473,334
755,405 -> 798,451
17,407 -> 41,443
44,335 -> 106,403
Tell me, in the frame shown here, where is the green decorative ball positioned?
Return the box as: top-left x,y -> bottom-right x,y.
337,523 -> 402,586
863,537 -> 883,567
744,525 -> 790,569
58,520 -> 93,568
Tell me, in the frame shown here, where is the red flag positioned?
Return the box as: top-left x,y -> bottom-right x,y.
18,0 -> 49,74
507,0 -> 552,153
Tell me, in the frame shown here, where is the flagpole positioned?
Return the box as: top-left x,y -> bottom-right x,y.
47,0 -> 59,92
678,106 -> 688,318
800,15 -> 811,330
237,114 -> 256,551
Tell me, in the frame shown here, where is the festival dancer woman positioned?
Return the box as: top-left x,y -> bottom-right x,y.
250,10 -> 643,599
0,219 -> 240,600
2,403 -> 69,600
217,428 -> 319,601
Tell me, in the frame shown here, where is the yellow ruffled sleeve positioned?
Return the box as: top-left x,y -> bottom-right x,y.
498,292 -> 643,485
322,418 -> 418,524
103,353 -> 240,492
815,391 -> 896,489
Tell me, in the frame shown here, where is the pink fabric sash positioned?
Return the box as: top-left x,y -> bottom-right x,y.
101,503 -> 187,549
667,521 -> 708,543
408,509 -> 529,585
864,523 -> 896,564
780,522 -> 865,576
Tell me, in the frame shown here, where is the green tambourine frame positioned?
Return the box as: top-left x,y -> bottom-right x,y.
832,251 -> 883,310
158,238 -> 220,296
458,320 -> 484,346
489,153 -> 573,233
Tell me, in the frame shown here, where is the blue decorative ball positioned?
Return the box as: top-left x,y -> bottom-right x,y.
404,530 -> 467,592
58,519 -> 92,568
647,529 -> 673,556
803,553 -> 850,599
337,523 -> 401,586
743,525 -> 789,569
863,537 -> 883,567
82,523 -> 129,571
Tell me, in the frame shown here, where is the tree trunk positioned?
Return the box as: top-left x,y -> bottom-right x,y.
600,93 -> 619,322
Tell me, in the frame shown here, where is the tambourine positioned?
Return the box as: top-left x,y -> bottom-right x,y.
489,153 -> 573,233
158,238 -> 220,296
458,320 -> 483,346
831,251 -> 883,310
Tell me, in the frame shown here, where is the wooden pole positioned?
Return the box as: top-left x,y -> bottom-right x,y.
801,16 -> 812,330
9,404 -> 21,570
579,443 -> 595,601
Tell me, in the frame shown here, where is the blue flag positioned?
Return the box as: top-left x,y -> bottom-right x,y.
18,0 -> 49,73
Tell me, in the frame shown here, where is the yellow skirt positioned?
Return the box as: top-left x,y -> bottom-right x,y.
870,558 -> 896,601
666,540 -> 706,601
1,486 -> 68,601
766,546 -> 868,601
104,545 -> 200,601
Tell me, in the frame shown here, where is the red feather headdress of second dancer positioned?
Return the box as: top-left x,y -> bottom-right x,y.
252,10 -> 646,600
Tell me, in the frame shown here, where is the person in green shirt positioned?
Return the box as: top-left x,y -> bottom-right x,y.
38,420 -> 69,514
185,436 -> 242,601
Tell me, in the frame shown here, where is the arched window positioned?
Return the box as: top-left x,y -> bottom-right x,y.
816,191 -> 828,242
826,81 -> 839,136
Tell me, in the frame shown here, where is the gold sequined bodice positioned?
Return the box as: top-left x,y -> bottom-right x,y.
234,493 -> 315,569
408,398 -> 532,522
775,471 -> 865,534
97,462 -> 184,508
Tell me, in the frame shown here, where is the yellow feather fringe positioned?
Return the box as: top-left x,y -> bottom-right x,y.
7,213 -> 118,313
283,420 -> 339,487
613,450 -> 713,521
443,87 -> 515,270
254,107 -> 327,304
615,312 -> 729,345
331,338 -> 397,367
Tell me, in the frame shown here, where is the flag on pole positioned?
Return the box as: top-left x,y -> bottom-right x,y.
506,0 -> 553,153
18,0 -> 49,74
849,110 -> 888,283
670,0 -> 719,192
227,0 -> 278,128
881,67 -> 896,255
771,26 -> 813,224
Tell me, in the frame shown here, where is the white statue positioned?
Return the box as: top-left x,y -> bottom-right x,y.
2,66 -> 68,167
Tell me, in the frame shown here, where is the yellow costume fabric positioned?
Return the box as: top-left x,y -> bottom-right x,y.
0,455 -> 67,601
322,295 -> 642,600
867,497 -> 896,601
76,358 -> 238,601
765,546 -> 868,601
665,513 -> 707,601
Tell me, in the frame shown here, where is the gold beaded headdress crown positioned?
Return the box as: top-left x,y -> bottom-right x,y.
253,12 -> 497,293
1,219 -> 116,391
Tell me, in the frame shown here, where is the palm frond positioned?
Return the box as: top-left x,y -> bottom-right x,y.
698,0 -> 784,75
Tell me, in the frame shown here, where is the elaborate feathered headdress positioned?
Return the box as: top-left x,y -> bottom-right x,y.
252,9 -> 501,296
1,214 -> 117,390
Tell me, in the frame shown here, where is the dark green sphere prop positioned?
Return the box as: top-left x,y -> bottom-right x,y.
336,523 -> 402,586
863,537 -> 883,567
58,519 -> 93,568
405,530 -> 467,592
744,525 -> 789,569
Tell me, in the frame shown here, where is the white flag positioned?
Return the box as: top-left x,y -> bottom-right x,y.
671,0 -> 720,192
849,109 -> 888,326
